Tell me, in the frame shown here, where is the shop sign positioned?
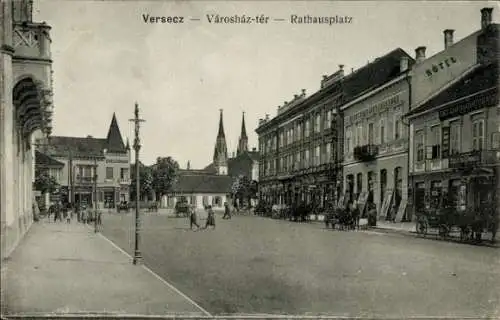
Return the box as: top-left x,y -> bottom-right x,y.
439,93 -> 497,120
449,151 -> 481,168
441,126 -> 450,158
425,57 -> 458,77
346,94 -> 402,125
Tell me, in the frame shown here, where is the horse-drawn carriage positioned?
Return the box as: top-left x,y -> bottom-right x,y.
174,201 -> 190,217
324,206 -> 359,231
415,205 -> 498,243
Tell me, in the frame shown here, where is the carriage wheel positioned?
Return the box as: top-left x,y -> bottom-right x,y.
417,220 -> 427,236
438,224 -> 450,239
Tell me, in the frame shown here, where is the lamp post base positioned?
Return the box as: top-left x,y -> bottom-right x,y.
133,252 -> 143,265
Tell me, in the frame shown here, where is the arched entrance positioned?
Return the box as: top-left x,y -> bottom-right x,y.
10,76 -> 53,225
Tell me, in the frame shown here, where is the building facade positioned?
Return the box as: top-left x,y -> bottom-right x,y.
256,49 -> 413,209
406,8 -> 499,218
34,150 -> 64,208
41,114 -> 131,209
342,52 -> 414,221
1,0 -> 54,260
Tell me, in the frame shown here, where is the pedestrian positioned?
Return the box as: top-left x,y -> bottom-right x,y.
66,204 -> 72,224
81,206 -> 88,224
222,202 -> 231,220
189,205 -> 200,230
204,205 -> 215,229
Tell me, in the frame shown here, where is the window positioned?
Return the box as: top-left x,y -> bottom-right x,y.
472,119 -> 484,150
345,127 -> 352,153
305,120 -> 310,138
106,167 -> 113,179
416,130 -> 424,162
305,150 -> 310,167
356,123 -> 363,146
380,118 -> 385,144
450,121 -> 461,155
295,152 -> 300,168
296,123 -> 301,141
326,143 -> 331,163
368,122 -> 374,144
430,125 -> 441,159
325,110 -> 332,129
394,115 -> 401,140
120,168 -> 128,179
315,114 -> 321,133
315,146 -> 320,166
356,173 -> 363,195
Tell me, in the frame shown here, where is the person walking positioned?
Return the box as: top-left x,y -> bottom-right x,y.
189,205 -> 200,230
204,205 -> 216,229
222,202 -> 231,220
81,205 -> 88,224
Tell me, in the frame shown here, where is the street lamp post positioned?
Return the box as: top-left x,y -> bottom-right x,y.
129,102 -> 145,265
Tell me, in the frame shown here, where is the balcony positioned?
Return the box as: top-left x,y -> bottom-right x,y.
119,178 -> 131,185
13,22 -> 52,60
449,150 -> 500,169
353,144 -> 378,162
75,176 -> 94,184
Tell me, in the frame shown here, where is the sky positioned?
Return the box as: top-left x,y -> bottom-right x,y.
34,0 -> 499,168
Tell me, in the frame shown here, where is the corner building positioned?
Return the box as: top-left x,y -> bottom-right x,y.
406,8 -> 499,217
342,49 -> 414,221
1,0 -> 54,260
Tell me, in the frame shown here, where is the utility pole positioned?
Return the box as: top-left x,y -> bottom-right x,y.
94,157 -> 98,233
129,102 -> 145,265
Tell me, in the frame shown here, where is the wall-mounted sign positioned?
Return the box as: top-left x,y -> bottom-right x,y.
449,151 -> 481,168
441,126 -> 450,158
346,93 -> 403,126
106,159 -> 129,164
425,57 -> 458,77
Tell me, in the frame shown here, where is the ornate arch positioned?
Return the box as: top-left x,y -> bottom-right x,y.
13,76 -> 53,150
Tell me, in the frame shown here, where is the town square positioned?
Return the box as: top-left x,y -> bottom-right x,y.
1,1 -> 499,318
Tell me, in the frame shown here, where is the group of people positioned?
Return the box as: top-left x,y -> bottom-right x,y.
188,202 -> 232,231
46,202 -> 102,226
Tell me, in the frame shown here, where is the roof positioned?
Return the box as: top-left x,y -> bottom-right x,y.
256,48 -> 414,132
406,62 -> 499,117
47,136 -> 107,158
46,114 -> 128,158
35,150 -> 64,167
203,163 -> 216,173
342,48 -> 414,102
105,113 -> 127,153
172,173 -> 233,194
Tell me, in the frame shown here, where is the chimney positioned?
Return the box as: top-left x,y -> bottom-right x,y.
187,160 -> 191,170
415,46 -> 426,63
294,94 -> 299,100
338,64 -> 345,77
252,147 -> 256,152
481,7 -> 493,29
400,55 -> 409,72
444,29 -> 454,49
301,89 -> 306,97
265,114 -> 270,120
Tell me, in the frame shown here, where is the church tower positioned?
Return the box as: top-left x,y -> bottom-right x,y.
237,112 -> 248,156
213,109 -> 228,175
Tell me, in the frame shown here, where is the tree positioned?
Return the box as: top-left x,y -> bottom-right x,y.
231,175 -> 255,207
151,156 -> 179,201
130,162 -> 153,201
34,168 -> 59,194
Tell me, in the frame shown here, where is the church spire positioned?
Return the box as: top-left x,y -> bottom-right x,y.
213,109 -> 228,175
217,109 -> 225,138
237,111 -> 249,156
106,113 -> 126,153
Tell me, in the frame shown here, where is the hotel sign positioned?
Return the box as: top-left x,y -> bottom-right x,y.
425,57 -> 458,77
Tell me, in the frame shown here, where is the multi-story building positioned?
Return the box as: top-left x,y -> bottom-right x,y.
256,49 -> 411,208
40,114 -> 132,209
34,150 -> 64,208
1,0 -> 54,260
406,8 -> 499,217
341,49 -> 414,221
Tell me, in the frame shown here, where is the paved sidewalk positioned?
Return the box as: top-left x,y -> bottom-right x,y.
0,220 -> 210,317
